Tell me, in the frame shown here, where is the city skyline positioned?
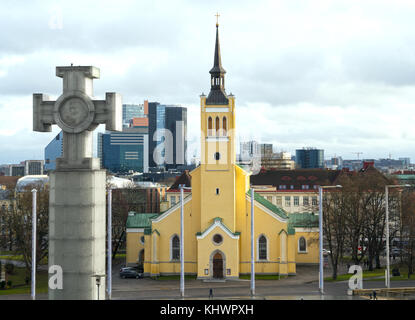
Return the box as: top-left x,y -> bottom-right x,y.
2,1 -> 415,163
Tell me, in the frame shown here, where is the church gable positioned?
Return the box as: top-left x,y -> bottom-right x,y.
151,194 -> 192,224
196,217 -> 240,240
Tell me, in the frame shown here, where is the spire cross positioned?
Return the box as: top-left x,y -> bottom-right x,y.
215,12 -> 220,26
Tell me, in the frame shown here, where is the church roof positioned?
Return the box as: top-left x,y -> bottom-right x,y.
167,170 -> 191,192
209,24 -> 226,75
288,212 -> 319,229
206,89 -> 229,105
196,217 -> 240,239
251,169 -> 341,190
206,23 -> 229,106
126,212 -> 159,229
247,189 -> 289,219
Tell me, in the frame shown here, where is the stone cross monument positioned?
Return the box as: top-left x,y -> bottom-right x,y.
33,66 -> 122,299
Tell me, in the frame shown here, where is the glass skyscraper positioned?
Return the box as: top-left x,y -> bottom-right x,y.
148,102 -> 187,170
101,130 -> 149,174
295,148 -> 324,169
44,131 -> 63,171
122,104 -> 146,128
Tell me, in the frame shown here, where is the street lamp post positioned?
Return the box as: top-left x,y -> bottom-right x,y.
92,274 -> 106,300
107,187 -> 112,300
179,184 -> 191,298
385,184 -> 410,288
31,189 -> 37,301
250,187 -> 255,297
318,185 -> 342,294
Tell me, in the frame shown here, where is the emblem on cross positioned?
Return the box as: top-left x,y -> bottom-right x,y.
33,66 -> 122,170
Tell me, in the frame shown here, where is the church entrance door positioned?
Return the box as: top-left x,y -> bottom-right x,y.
213,252 -> 223,279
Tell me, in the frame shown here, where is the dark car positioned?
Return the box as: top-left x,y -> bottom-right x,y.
119,267 -> 143,279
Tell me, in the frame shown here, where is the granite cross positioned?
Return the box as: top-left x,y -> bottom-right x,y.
33,66 -> 122,170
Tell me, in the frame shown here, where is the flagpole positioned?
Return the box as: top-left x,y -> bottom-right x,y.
107,188 -> 112,300
31,189 -> 37,300
250,187 -> 255,296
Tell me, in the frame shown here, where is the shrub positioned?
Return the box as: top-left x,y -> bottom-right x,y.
0,281 -> 5,289
6,280 -> 12,288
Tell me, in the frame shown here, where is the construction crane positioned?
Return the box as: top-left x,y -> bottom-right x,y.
352,152 -> 363,160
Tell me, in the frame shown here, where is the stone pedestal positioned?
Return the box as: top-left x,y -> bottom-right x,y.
48,169 -> 106,300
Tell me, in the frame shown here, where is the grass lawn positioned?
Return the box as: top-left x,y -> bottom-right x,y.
0,251 -> 15,256
325,269 -> 385,282
0,254 -> 24,261
0,266 -> 48,295
325,264 -> 415,282
0,253 -> 47,265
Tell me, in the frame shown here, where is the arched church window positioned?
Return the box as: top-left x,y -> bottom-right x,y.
215,117 -> 220,136
299,237 -> 307,252
208,117 -> 213,136
171,235 -> 180,260
258,235 -> 267,260
222,117 -> 227,135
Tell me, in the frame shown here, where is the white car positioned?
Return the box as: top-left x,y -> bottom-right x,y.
322,249 -> 331,255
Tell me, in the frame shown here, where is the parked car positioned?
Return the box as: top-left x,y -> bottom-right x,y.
119,267 -> 143,279
390,248 -> 402,256
322,249 -> 330,255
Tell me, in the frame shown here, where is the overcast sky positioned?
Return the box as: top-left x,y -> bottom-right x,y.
1,0 -> 415,164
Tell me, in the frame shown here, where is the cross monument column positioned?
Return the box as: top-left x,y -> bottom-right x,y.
33,65 -> 122,300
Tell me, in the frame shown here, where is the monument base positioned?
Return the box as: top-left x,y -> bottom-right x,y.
48,169 -> 106,300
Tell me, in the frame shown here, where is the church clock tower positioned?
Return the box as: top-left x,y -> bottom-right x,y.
199,21 -> 237,232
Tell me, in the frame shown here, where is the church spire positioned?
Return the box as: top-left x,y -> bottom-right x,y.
206,19 -> 229,105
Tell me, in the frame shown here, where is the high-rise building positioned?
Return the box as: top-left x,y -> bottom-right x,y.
98,100 -> 187,174
148,102 -> 187,170
399,157 -> 411,167
24,160 -> 44,175
295,148 -> 324,169
0,165 -> 10,176
240,141 -> 260,159
260,152 -> 295,170
123,103 -> 146,128
45,131 -> 63,171
100,128 -> 149,174
260,144 -> 273,158
10,164 -> 24,176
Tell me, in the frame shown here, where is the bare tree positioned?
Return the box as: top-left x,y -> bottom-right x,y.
10,183 -> 49,277
400,190 -> 415,278
106,176 -> 150,260
323,190 -> 347,280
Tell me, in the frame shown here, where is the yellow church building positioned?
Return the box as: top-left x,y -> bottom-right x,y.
126,23 -> 319,279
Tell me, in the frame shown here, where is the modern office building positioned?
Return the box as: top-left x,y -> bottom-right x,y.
100,128 -> 149,174
0,165 -> 10,176
148,102 -> 187,170
44,131 -> 63,171
238,141 -> 294,171
260,143 -> 273,158
98,100 -> 187,174
10,165 -> 24,176
399,157 -> 411,167
295,148 -> 324,169
123,103 -> 146,128
0,161 -> 44,176
240,141 -> 260,159
24,160 -> 44,175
